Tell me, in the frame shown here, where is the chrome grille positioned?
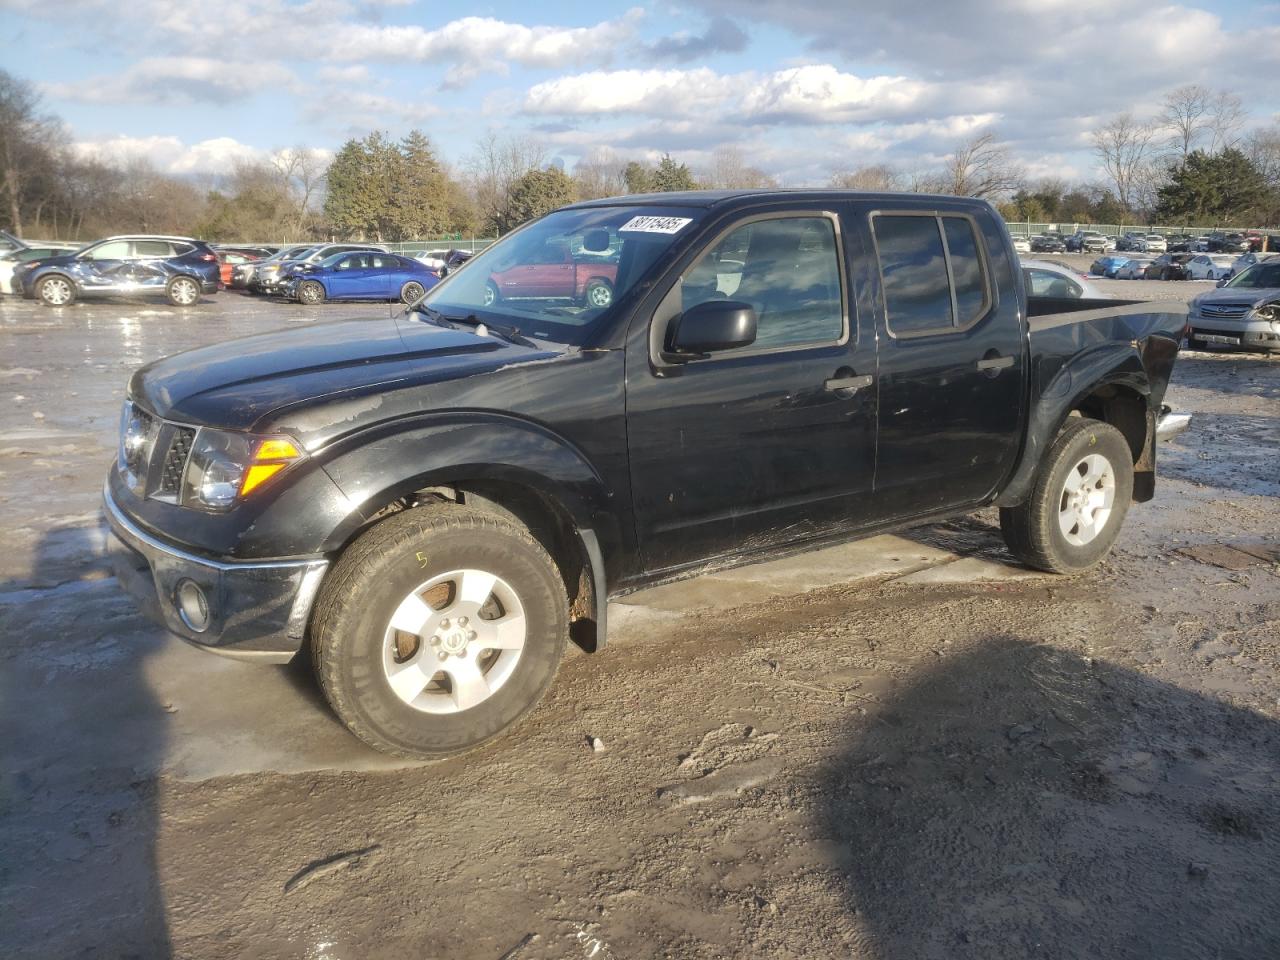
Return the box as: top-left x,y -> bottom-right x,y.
1200,303 -> 1251,319
159,427 -> 196,494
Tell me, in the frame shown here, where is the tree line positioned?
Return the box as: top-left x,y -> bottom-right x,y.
6,65 -> 1280,246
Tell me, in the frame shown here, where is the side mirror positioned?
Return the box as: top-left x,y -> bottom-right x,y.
666,300 -> 757,361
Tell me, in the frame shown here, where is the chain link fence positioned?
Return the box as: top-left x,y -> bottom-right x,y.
1004,222 -> 1273,239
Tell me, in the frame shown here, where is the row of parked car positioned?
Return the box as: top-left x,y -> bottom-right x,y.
0,230 -> 481,307
1013,229 -> 1278,257
1087,250 -> 1277,281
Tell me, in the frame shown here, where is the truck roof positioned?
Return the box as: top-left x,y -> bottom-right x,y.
568,189 -> 995,211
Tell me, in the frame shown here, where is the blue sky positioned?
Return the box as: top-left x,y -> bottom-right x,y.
3,0 -> 1278,185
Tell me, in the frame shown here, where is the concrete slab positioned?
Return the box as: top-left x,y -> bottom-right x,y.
613,534 -> 957,614
894,555 -> 1045,585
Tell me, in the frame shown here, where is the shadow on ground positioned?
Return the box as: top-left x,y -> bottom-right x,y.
816,637 -> 1279,959
0,525 -> 171,958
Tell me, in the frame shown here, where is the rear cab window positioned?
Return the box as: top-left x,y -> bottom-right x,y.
871,213 -> 993,337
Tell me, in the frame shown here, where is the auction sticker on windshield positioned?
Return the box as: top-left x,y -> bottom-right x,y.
618,216 -> 693,234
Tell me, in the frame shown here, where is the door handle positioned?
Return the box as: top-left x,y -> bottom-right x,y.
824,374 -> 873,393
976,355 -> 1015,372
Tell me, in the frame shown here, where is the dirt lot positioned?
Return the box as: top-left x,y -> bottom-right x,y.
1,272 -> 1278,959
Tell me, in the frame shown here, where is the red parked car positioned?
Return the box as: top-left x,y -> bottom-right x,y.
484,243 -> 618,308
214,247 -> 270,286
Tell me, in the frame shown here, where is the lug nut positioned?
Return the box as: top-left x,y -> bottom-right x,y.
430,635 -> 440,645
437,650 -> 448,661
440,618 -> 450,628
458,616 -> 469,627
467,630 -> 477,641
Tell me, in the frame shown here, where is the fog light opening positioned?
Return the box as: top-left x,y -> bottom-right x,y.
176,579 -> 211,633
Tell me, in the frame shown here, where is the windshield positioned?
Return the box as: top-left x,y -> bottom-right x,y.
416,204 -> 704,345
1224,262 -> 1280,288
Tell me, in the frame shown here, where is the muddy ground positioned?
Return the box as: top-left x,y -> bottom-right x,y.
1,272 -> 1278,959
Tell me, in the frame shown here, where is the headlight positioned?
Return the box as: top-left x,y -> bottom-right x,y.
1255,302 -> 1280,323
181,428 -> 305,512
119,400 -> 159,494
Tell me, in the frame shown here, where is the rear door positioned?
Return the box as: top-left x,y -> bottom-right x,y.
856,204 -> 1026,518
626,208 -> 879,572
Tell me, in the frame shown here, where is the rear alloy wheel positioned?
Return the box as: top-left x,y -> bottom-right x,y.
999,417 -> 1133,574
400,281 -> 425,304
584,279 -> 613,308
298,280 -> 326,305
166,276 -> 200,307
37,275 -> 75,307
311,504 -> 569,758
482,281 -> 499,306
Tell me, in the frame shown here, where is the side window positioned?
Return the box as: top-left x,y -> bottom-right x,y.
170,242 -> 195,256
873,215 -> 953,334
1024,268 -> 1081,299
873,214 -> 992,335
942,217 -> 989,324
681,216 -> 844,351
85,240 -> 132,260
370,255 -> 392,269
132,240 -> 171,258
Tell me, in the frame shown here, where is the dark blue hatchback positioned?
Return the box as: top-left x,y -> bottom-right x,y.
21,235 -> 221,307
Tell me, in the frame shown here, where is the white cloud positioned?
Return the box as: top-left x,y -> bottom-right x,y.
47,57 -> 297,105
72,135 -> 266,174
525,68 -> 736,116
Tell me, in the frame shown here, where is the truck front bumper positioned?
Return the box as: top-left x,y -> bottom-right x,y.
103,481 -> 328,663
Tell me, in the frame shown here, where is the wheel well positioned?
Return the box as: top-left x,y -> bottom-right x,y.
1070,383 -> 1156,502
1070,384 -> 1148,462
337,479 -> 598,652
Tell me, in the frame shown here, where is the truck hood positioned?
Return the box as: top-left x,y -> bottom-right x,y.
1191,288 -> 1280,308
129,315 -> 565,432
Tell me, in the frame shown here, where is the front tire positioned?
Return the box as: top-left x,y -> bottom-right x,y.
298,280 -> 325,305
999,417 -> 1133,574
166,275 -> 200,307
37,274 -> 75,307
311,505 -> 569,759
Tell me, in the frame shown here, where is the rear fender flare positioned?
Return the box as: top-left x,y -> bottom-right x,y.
996,343 -> 1150,507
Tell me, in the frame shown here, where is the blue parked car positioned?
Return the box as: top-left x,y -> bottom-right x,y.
21,235 -> 221,307
1089,255 -> 1131,279
280,251 -> 440,304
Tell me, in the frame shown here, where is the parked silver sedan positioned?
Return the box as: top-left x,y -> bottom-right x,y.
1019,258 -> 1106,298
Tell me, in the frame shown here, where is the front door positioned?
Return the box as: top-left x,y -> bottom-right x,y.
626,210 -> 878,574
855,205 -> 1025,518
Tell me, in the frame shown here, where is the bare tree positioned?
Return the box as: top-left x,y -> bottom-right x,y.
1159,84 -> 1212,161
272,146 -> 329,238
1245,124 -> 1280,187
572,147 -> 629,200
1207,91 -> 1246,154
0,69 -> 63,234
942,132 -> 1023,200
1091,113 -> 1157,212
465,132 -> 547,234
828,164 -> 900,191
703,146 -> 776,189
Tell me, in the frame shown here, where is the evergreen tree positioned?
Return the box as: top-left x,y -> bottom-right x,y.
623,161 -> 653,194
502,167 -> 576,232
1156,148 -> 1270,223
650,154 -> 697,192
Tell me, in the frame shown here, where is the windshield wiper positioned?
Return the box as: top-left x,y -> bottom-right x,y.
440,312 -> 537,347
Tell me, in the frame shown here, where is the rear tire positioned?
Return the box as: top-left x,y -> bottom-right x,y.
999,417 -> 1134,574
311,505 -> 569,759
166,275 -> 200,306
37,274 -> 75,307
400,280 -> 425,304
583,279 -> 613,308
482,281 -> 499,306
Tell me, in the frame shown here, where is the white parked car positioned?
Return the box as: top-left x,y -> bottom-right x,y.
1187,254 -> 1237,280
1115,258 -> 1154,279
415,248 -> 451,272
1142,234 -> 1168,253
1012,236 -> 1031,254
1020,258 -> 1106,299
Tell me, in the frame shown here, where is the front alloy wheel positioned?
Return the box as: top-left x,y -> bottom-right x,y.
38,275 -> 75,307
298,280 -> 325,305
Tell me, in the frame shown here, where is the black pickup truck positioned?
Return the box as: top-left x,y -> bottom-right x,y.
105,190 -> 1189,758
